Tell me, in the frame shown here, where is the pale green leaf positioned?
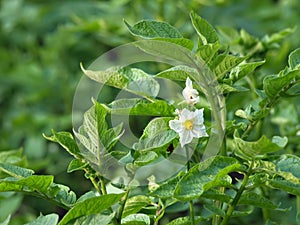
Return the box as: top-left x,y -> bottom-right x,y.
155,66 -> 197,81
155,38 -> 194,50
25,214 -> 59,225
166,216 -> 207,225
73,213 -> 115,225
124,20 -> 182,39
141,117 -> 172,139
58,193 -> 124,225
121,213 -> 150,225
67,159 -> 88,173
229,60 -> 265,83
0,215 -> 10,225
82,66 -> 159,98
275,154 -> 300,179
0,163 -> 34,178
122,196 -> 152,218
43,131 -> 82,159
190,11 -> 219,45
234,131 -> 287,160
174,156 -> 243,200
288,48 -> 300,69
107,98 -> 175,116
134,151 -> 158,166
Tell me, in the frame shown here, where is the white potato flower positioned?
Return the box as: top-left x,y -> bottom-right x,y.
182,77 -> 200,105
169,108 -> 208,147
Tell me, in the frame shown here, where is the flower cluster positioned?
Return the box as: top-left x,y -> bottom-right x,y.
169,77 -> 208,147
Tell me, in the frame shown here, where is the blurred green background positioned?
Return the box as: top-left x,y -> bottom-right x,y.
1,0 -> 300,224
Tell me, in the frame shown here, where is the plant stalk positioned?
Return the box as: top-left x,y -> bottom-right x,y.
220,161 -> 254,225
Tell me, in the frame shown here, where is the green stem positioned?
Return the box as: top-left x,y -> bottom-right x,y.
186,148 -> 195,225
220,161 -> 254,225
90,176 -> 102,195
99,176 -> 107,195
117,189 -> 130,222
190,200 -> 195,225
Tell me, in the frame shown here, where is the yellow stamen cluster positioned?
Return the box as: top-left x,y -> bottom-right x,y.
184,120 -> 193,130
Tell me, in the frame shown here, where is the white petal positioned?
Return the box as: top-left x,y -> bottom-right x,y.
179,130 -> 193,147
185,77 -> 193,88
169,119 -> 183,133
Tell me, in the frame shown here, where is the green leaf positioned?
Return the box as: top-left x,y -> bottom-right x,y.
275,154 -> 300,179
201,189 -> 232,203
0,148 -> 24,164
229,60 -> 265,83
107,98 -> 175,116
50,184 -> 77,207
73,213 -> 115,225
190,11 -> 219,45
233,131 -> 287,160
0,163 -> 34,178
0,215 -> 10,225
263,70 -> 299,99
58,193 -> 124,225
134,151 -> 158,166
288,48 -> 300,69
81,66 -> 159,98
166,216 -> 207,225
133,130 -> 177,152
267,176 -> 300,196
151,173 -> 183,198
141,117 -> 172,139
196,43 -> 220,63
263,27 -> 296,45
155,66 -> 197,82
122,196 -> 152,218
213,55 -> 246,79
155,38 -> 194,50
121,213 -> 150,225
124,20 -> 182,39
67,159 -> 88,173
43,131 -> 82,159
174,156 -> 243,200
238,192 -> 279,209
25,214 -> 59,225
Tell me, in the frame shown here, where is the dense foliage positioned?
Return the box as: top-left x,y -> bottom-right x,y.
1,0 -> 300,225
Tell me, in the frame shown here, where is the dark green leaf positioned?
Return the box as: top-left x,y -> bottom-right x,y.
124,20 -> 182,39
196,43 -> 220,63
263,70 -> 299,99
58,193 -> 124,225
213,55 -> 246,79
275,154 -> 300,179
155,38 -> 194,50
267,176 -> 300,196
238,192 -> 278,209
